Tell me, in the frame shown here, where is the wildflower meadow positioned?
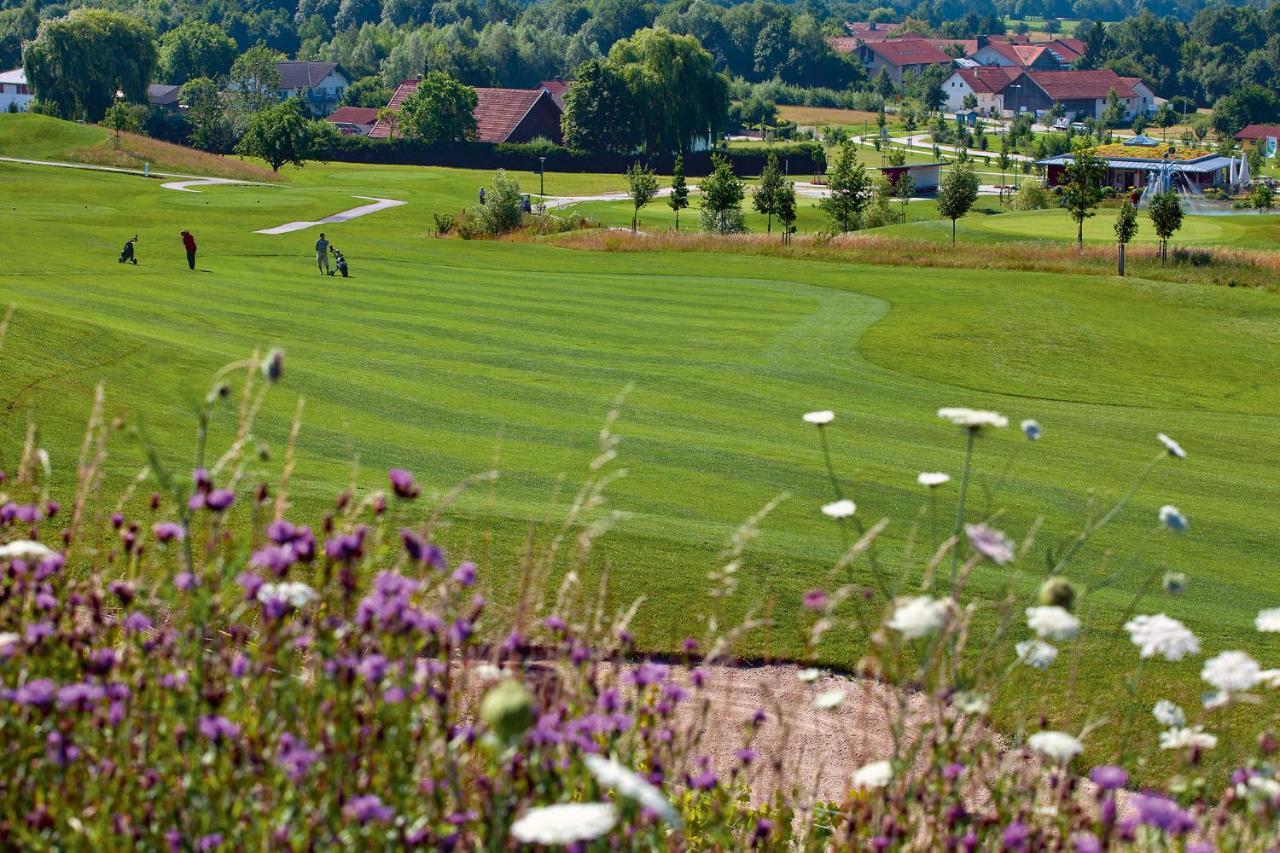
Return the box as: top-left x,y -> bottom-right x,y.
0,342 -> 1278,851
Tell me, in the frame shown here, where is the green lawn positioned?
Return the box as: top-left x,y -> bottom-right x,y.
3,113 -> 1280,775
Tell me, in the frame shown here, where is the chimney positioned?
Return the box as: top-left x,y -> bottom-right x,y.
976,35 -> 988,49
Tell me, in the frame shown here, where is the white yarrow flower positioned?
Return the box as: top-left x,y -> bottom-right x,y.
1157,433 -> 1186,459
1123,614 -> 1200,661
1026,606 -> 1081,642
821,499 -> 856,519
1201,650 -> 1261,692
803,410 -> 834,425
1159,726 -> 1217,751
952,691 -> 990,715
887,596 -> 950,639
510,803 -> 618,845
796,667 -> 822,683
814,688 -> 845,710
0,540 -> 56,562
1202,690 -> 1229,710
1015,639 -> 1058,669
256,582 -> 318,609
1027,731 -> 1084,762
583,754 -> 680,826
851,760 -> 893,789
937,407 -> 1008,429
0,632 -> 19,652
1255,608 -> 1280,633
917,472 -> 950,487
1152,699 -> 1186,728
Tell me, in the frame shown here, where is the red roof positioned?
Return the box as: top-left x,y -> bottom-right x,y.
862,38 -> 954,66
951,66 -> 1021,94
370,81 -> 559,142
928,38 -> 978,56
327,106 -> 378,126
1235,124 -> 1280,141
1026,70 -> 1140,100
1046,38 -> 1085,62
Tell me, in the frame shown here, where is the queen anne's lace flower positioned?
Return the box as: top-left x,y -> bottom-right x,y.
1159,726 -> 1217,751
583,755 -> 680,826
1026,606 -> 1081,641
1152,700 -> 1186,728
256,582 -> 318,609
887,596 -> 950,639
802,410 -> 834,425
0,540 -> 56,561
1027,731 -> 1083,762
1123,614 -> 1200,661
938,408 -> 1008,429
821,499 -> 856,519
510,803 -> 618,845
814,688 -> 845,710
917,472 -> 950,487
1201,651 -> 1261,692
852,760 -> 893,789
1016,640 -> 1058,669
1255,608 -> 1280,633
1159,505 -> 1188,533
1157,433 -> 1186,459
966,524 -> 1015,565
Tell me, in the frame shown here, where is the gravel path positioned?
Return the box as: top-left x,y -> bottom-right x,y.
252,196 -> 407,235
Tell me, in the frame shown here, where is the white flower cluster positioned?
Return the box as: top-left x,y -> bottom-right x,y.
887,596 -> 950,639
256,582 -> 318,609
0,540 -> 56,561
852,760 -> 893,789
583,754 -> 680,827
1123,614 -> 1200,661
510,803 -> 618,844
1026,606 -> 1081,642
821,499 -> 856,519
1027,731 -> 1083,763
937,408 -> 1008,429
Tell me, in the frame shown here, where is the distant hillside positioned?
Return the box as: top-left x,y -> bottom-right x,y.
0,114 -> 281,182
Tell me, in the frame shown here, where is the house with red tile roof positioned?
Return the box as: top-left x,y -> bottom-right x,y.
940,66 -> 1021,114
853,38 -> 955,83
369,82 -> 563,143
968,36 -> 1081,70
1234,124 -> 1280,153
326,106 -> 379,136
539,78 -> 572,109
1002,69 -> 1156,121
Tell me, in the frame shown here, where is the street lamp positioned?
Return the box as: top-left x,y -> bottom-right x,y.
539,156 -> 546,198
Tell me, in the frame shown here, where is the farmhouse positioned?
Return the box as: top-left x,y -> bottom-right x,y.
369,83 -> 564,144
1001,70 -> 1156,121
941,66 -> 1020,115
967,36 -> 1083,70
0,68 -> 33,112
326,106 -> 379,136
147,84 -> 182,113
275,61 -> 350,116
853,38 -> 955,84
1037,145 -> 1235,191
1234,124 -> 1280,155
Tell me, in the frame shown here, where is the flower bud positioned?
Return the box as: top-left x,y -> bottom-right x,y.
480,679 -> 535,742
1037,576 -> 1078,611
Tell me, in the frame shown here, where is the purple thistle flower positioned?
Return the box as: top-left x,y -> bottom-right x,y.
277,732 -> 319,782
452,561 -> 477,587
388,468 -> 421,499
56,682 -> 106,711
627,661 -> 669,687
152,521 -> 185,543
205,489 -> 235,512
544,615 -> 568,634
344,794 -> 393,824
230,654 -> 250,678
193,468 -> 212,492
15,504 -> 40,523
736,748 -> 758,765
250,544 -> 296,576
45,501 -> 59,518
689,768 -> 718,790
1133,793 -> 1195,835
802,589 -> 829,610
174,572 -> 198,591
943,762 -> 965,780
324,526 -> 367,561
197,714 -> 240,744
86,648 -> 118,675
267,520 -> 296,543
35,553 -> 65,580
1001,821 -> 1030,851
25,622 -> 53,645
237,571 -> 264,601
1090,765 -> 1128,791
1073,834 -> 1102,853
15,679 -> 56,709
195,834 -> 223,852
45,731 -> 80,766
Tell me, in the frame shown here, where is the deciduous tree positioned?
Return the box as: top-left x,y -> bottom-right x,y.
1113,200 -> 1138,276
159,22 -> 237,85
698,154 -> 746,235
753,151 -> 784,233
1147,191 -> 1183,260
1061,147 -> 1107,247
625,162 -> 659,233
182,77 -> 236,153
668,154 -> 689,232
936,161 -> 979,245
235,98 -> 333,171
819,143 -> 872,233
23,10 -> 157,122
400,72 -> 477,144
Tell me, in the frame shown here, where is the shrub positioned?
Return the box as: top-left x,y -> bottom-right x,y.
1010,183 -> 1052,211
433,212 -> 455,236
1172,246 -> 1213,266
476,169 -> 524,235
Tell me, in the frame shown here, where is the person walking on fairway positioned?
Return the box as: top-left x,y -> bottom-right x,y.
181,230 -> 197,270
315,232 -> 331,275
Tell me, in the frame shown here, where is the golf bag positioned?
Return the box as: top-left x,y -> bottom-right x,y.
119,236 -> 138,264
330,246 -> 349,278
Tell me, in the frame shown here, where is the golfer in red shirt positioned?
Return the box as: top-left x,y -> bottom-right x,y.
181,230 -> 197,270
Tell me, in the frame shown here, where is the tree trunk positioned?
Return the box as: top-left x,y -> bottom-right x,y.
1117,242 -> 1125,276
767,212 -> 772,234
951,218 -> 956,245
674,209 -> 679,232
